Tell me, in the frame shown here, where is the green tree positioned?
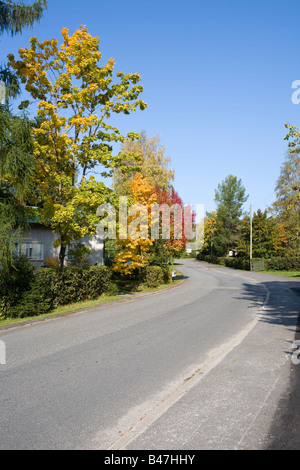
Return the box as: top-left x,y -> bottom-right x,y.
214,175 -> 248,256
237,209 -> 286,258
0,0 -> 47,36
272,128 -> 300,255
0,107 -> 35,266
198,211 -> 217,257
0,1 -> 48,269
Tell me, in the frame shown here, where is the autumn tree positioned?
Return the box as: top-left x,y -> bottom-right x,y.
8,26 -> 147,268
110,131 -> 175,266
112,131 -> 175,196
153,186 -> 194,260
113,173 -> 157,276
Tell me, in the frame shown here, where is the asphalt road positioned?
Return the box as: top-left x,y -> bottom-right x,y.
0,260 -> 299,450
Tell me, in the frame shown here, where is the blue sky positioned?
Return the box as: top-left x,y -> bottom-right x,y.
1,0 -> 300,215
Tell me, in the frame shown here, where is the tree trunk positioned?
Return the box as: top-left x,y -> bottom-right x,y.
59,245 -> 66,269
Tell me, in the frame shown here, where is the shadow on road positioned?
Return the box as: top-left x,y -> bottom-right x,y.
264,313 -> 300,450
236,279 -> 300,450
236,280 -> 300,329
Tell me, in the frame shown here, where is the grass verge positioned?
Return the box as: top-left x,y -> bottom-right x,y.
0,295 -> 122,329
262,270 -> 300,279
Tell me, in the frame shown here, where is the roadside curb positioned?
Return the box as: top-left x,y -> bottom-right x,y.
0,277 -> 187,332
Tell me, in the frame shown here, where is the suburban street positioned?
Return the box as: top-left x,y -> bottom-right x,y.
0,259 -> 299,450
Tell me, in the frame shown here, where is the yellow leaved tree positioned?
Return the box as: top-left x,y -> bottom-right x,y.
113,173 -> 157,276
7,26 -> 147,267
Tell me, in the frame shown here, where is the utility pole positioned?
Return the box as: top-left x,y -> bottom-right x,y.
250,204 -> 253,271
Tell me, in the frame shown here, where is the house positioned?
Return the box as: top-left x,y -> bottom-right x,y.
17,221 -> 105,268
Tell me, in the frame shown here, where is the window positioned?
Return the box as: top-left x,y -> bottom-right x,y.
17,242 -> 44,261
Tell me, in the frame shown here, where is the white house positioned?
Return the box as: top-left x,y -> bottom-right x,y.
17,222 -> 104,268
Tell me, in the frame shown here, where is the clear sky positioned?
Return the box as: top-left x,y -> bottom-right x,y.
2,0 -> 300,215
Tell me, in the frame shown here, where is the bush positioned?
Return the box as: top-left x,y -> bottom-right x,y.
1,264 -> 115,319
0,255 -> 36,317
161,265 -> 172,283
6,280 -> 53,318
196,253 -> 300,273
145,266 -> 164,288
83,266 -> 114,299
196,254 -> 219,264
196,254 -> 250,271
38,265 -> 113,306
177,251 -> 197,259
224,257 -> 250,271
265,257 -> 300,271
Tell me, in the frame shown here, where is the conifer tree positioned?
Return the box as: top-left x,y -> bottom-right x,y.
0,0 -> 47,266
214,175 -> 248,256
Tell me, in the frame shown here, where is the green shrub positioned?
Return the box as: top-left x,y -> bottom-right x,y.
177,251 -> 197,259
224,257 -> 250,271
145,266 -> 164,288
38,265 -> 113,306
196,254 -> 250,271
265,257 -> 300,271
217,257 -> 227,266
84,265 -> 114,298
105,281 -> 119,296
1,263 -> 116,319
196,254 -> 222,265
6,281 -> 53,318
0,255 -> 36,317
161,265 -> 172,283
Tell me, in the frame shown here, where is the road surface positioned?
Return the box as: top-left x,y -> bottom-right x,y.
0,259 -> 299,450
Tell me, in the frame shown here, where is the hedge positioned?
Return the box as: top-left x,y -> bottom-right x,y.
264,257 -> 300,271
223,258 -> 250,271
196,254 -> 300,272
3,265 -> 114,319
196,254 -> 249,271
196,254 -> 225,265
37,265 -> 114,306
